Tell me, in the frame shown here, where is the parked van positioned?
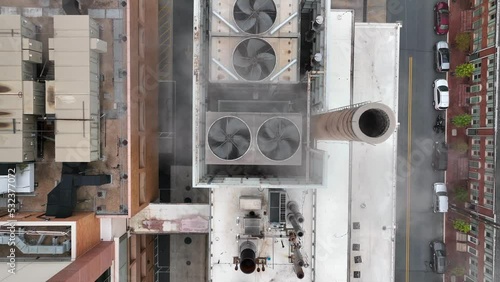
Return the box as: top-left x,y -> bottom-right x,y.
433,183 -> 448,213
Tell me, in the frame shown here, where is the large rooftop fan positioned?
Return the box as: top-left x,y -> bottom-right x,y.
233,38 -> 276,81
257,117 -> 300,161
233,0 -> 277,34
208,117 -> 251,160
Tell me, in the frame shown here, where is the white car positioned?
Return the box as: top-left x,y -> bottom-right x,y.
433,79 -> 449,110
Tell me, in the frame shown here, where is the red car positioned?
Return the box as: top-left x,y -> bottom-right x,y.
434,2 -> 449,35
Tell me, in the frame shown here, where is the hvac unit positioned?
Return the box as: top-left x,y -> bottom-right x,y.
205,112 -> 302,165
211,0 -> 299,36
210,37 -> 298,83
268,189 -> 286,224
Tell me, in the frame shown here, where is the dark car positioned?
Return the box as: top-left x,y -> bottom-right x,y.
429,241 -> 447,274
434,2 -> 449,35
432,141 -> 448,170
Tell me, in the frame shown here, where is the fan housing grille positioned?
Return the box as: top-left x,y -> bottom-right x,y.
233,38 -> 276,81
233,0 -> 277,34
205,112 -> 302,165
207,116 -> 251,161
257,117 -> 301,161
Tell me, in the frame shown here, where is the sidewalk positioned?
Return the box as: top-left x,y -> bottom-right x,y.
445,0 -> 473,281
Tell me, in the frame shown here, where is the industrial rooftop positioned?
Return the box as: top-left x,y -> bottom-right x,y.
0,0 -> 400,281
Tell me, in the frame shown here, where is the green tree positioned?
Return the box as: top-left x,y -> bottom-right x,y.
454,187 -> 468,202
453,219 -> 471,233
451,141 -> 469,154
455,33 -> 471,52
452,114 -> 472,128
455,63 -> 474,78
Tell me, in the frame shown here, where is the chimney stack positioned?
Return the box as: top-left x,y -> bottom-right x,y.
313,102 -> 396,144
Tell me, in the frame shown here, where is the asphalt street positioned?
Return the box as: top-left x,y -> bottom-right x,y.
387,0 -> 448,281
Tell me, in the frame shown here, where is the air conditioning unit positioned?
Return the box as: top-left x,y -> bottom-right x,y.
268,189 -> 286,224
211,0 -> 299,37
205,112 -> 302,165
210,37 -> 298,83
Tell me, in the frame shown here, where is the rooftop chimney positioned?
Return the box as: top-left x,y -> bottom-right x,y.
239,241 -> 257,274
313,102 -> 396,144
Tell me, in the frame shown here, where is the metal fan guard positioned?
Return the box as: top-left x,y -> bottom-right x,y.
232,0 -> 277,34
256,117 -> 301,161
232,38 -> 277,81
207,116 -> 252,161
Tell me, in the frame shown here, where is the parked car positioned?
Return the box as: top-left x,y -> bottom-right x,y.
433,79 -> 449,110
433,182 -> 448,213
435,41 -> 450,72
432,141 -> 448,170
429,241 -> 447,274
433,2 -> 449,35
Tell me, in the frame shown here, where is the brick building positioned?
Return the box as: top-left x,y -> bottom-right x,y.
461,0 -> 498,281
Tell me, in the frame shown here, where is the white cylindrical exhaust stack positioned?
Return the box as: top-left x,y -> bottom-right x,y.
313,15 -> 324,28
287,213 -> 305,237
305,15 -> 324,43
294,247 -> 305,267
293,256 -> 305,279
313,102 -> 396,144
287,201 -> 304,223
239,241 -> 257,274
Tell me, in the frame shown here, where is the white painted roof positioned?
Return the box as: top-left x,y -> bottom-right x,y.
315,22 -> 400,282
324,9 -> 354,109
210,187 -> 315,281
207,10 -> 401,282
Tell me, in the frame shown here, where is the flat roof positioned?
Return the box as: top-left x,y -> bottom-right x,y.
324,9 -> 353,109
209,187 -> 315,281
314,21 -> 400,282
205,8 -> 401,282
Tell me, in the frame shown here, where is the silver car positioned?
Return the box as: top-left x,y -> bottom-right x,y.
435,41 -> 450,72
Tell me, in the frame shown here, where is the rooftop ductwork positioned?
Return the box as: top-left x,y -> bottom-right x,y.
293,254 -> 305,279
313,102 -> 396,144
287,201 -> 304,223
287,213 -> 305,237
0,234 -> 71,255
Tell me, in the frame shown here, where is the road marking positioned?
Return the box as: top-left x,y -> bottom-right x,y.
406,56 -> 413,282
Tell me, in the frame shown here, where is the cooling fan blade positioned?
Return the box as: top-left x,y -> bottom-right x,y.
233,0 -> 277,34
257,118 -> 301,161
208,117 -> 251,160
233,38 -> 276,81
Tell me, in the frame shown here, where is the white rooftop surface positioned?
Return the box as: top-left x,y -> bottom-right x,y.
210,187 -> 315,281
325,8 -> 353,108
314,14 -> 400,282
208,11 -> 400,282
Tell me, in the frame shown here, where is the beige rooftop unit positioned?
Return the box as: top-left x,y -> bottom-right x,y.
0,15 -> 43,163
48,15 -> 107,162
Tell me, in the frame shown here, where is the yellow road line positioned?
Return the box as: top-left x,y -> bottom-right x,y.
406,57 -> 413,282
